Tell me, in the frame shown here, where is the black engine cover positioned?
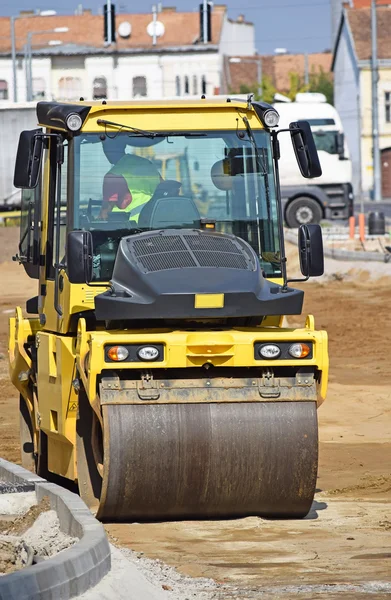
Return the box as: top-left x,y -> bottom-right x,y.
94,229 -> 303,322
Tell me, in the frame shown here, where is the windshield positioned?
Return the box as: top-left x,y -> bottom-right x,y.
72,130 -> 281,280
312,130 -> 339,155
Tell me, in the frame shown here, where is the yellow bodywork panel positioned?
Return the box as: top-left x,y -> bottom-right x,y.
8,307 -> 41,402
62,99 -> 264,135
43,276 -> 107,334
76,316 -> 328,408
36,332 -> 78,479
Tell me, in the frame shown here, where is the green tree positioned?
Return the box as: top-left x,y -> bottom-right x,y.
308,68 -> 334,104
230,75 -> 277,103
286,72 -> 308,100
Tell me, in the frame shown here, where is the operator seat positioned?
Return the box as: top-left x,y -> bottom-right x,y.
138,180 -> 201,229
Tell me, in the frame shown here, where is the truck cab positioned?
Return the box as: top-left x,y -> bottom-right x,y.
275,93 -> 354,227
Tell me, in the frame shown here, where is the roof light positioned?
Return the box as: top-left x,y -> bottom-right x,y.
263,109 -> 280,128
66,113 -> 83,131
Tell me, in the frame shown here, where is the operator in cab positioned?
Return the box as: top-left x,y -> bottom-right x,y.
99,136 -> 161,221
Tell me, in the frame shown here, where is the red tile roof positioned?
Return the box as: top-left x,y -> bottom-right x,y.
226,53 -> 332,94
353,0 -> 389,6
0,7 -> 226,54
346,6 -> 391,60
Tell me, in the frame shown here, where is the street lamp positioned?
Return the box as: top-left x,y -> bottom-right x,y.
26,27 -> 69,101
10,10 -> 57,102
229,57 -> 262,100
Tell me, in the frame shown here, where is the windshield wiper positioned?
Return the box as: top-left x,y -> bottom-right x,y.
97,120 -> 208,139
97,119 -> 159,138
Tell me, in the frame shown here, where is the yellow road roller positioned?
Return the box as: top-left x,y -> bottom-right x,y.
9,97 -> 328,520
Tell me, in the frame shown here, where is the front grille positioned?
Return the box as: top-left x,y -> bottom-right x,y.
193,251 -> 249,269
127,231 -> 255,273
137,251 -> 197,272
184,234 -> 243,254
133,236 -> 188,255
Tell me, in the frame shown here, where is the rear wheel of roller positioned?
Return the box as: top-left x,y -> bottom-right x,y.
77,399 -> 318,521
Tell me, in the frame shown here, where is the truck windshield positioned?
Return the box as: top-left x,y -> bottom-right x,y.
72,130 -> 281,281
312,130 -> 339,155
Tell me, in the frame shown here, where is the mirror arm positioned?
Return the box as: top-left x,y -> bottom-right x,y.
286,274 -> 310,285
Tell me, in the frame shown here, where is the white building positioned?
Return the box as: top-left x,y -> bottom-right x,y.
0,5 -> 255,103
332,5 -> 391,198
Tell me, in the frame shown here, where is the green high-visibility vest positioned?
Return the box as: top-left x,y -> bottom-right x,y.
109,154 -> 160,220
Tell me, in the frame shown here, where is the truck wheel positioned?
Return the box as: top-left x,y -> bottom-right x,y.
285,197 -> 323,228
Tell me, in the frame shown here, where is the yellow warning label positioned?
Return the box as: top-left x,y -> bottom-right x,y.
194,294 -> 224,309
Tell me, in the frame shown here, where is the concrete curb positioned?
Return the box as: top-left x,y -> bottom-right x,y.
285,230 -> 391,263
0,458 -> 111,600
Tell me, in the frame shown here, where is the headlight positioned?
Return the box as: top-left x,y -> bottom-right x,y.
288,343 -> 311,358
263,109 -> 280,128
107,345 -> 129,361
66,113 -> 83,131
137,346 -> 160,361
259,344 -> 281,359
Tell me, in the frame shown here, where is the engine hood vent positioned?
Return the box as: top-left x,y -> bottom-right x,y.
128,231 -> 256,273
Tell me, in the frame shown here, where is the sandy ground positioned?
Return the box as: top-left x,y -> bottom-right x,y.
0,227 -> 390,597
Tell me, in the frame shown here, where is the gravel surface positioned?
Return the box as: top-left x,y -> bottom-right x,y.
23,510 -> 77,558
0,491 -> 36,516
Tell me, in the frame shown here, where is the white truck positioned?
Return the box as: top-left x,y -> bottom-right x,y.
0,103 -> 37,210
274,93 -> 354,228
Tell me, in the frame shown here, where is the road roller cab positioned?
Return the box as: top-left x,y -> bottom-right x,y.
9,97 -> 329,520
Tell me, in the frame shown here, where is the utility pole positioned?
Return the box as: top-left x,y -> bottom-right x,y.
371,0 -> 382,202
11,16 -> 17,102
304,53 -> 309,87
256,59 -> 262,100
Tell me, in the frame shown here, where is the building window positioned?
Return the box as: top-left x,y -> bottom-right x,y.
175,75 -> 181,97
201,75 -> 207,95
133,76 -> 147,98
93,77 -> 107,100
0,80 -> 8,100
184,75 -> 189,95
386,92 -> 391,124
32,77 -> 45,100
58,77 -> 83,101
193,75 -> 198,95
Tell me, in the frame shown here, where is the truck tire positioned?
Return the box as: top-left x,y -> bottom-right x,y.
285,197 -> 323,228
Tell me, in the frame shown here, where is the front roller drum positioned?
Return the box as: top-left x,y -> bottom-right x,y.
77,401 -> 318,521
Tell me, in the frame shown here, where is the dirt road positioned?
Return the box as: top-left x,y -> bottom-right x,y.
0,227 -> 390,598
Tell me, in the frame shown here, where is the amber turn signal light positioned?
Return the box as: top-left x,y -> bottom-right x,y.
288,343 -> 311,358
107,346 -> 129,361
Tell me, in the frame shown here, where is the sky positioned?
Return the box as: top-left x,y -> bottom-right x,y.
1,0 -> 333,55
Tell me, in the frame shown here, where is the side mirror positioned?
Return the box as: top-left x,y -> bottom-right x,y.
66,230 -> 93,284
337,132 -> 345,159
14,129 -> 44,189
289,120 -> 322,179
298,224 -> 324,277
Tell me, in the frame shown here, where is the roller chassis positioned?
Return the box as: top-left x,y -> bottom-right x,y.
9,305 -> 328,518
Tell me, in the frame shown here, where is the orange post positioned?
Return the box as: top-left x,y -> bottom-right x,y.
349,216 -> 355,239
358,213 -> 365,243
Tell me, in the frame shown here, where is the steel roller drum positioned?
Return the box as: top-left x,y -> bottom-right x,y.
78,401 -> 318,521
